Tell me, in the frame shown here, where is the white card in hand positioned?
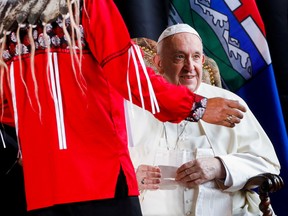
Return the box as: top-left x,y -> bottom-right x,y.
158,165 -> 177,179
158,165 -> 178,189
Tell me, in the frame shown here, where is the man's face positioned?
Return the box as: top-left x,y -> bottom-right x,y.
156,33 -> 204,92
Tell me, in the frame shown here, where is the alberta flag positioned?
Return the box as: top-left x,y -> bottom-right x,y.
169,0 -> 288,214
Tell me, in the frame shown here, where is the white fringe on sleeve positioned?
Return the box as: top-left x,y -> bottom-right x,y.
126,44 -> 160,118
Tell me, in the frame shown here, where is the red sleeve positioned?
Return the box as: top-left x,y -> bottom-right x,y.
82,0 -> 206,123
82,0 -> 131,64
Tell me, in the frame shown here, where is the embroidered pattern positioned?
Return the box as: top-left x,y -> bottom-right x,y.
186,96 -> 207,122
2,17 -> 88,61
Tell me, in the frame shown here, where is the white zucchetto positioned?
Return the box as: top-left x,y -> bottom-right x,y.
157,23 -> 202,43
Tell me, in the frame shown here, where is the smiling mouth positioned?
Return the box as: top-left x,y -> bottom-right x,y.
180,75 -> 195,80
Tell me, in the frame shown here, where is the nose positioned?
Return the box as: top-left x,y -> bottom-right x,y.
184,57 -> 196,71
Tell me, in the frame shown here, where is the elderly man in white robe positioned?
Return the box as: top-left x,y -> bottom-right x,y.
126,24 -> 280,216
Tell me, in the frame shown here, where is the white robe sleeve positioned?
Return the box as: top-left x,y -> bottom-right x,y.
198,84 -> 280,192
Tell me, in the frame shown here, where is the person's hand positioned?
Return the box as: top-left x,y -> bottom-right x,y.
202,97 -> 247,127
175,157 -> 226,188
136,164 -> 161,191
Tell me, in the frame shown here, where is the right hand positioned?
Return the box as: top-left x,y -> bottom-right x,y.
175,157 -> 226,188
136,165 -> 161,190
202,97 -> 247,127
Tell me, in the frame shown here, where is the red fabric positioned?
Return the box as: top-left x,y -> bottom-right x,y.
82,0 -> 199,123
0,98 -> 14,127
11,51 -> 138,210
0,73 -> 15,127
3,0 -> 203,211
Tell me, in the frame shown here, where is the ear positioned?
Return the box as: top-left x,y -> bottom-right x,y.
202,54 -> 205,65
153,54 -> 164,75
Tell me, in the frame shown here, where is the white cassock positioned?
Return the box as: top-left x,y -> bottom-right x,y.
126,83 -> 280,216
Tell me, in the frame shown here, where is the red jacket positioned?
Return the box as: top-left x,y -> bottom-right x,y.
3,0 -> 199,210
